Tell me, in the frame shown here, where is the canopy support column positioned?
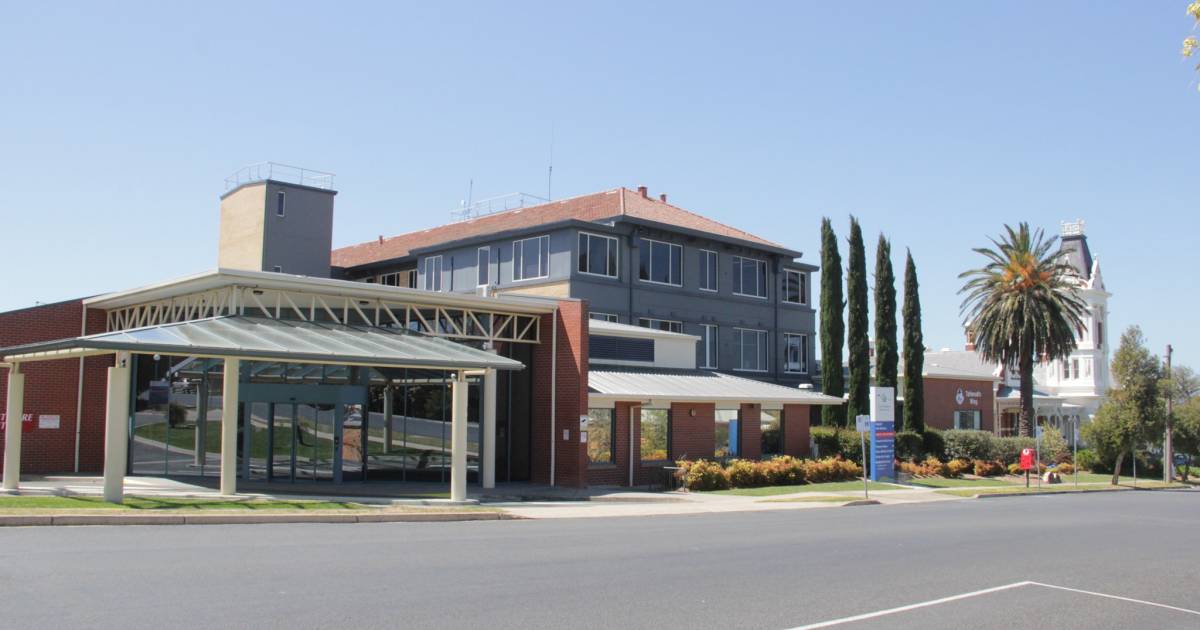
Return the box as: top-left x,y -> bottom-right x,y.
450,370 -> 469,502
2,364 -> 25,492
220,358 -> 240,496
482,368 -> 497,489
382,384 -> 393,453
102,352 -> 131,503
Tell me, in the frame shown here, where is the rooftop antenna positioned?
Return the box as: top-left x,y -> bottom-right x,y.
547,122 -> 554,201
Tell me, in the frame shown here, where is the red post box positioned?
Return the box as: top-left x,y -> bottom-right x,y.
1020,448 -> 1034,471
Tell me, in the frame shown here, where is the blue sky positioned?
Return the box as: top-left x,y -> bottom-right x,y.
1,2 -> 1196,366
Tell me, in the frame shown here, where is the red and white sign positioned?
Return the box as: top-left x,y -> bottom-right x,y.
1019,448 -> 1035,471
0,413 -> 35,434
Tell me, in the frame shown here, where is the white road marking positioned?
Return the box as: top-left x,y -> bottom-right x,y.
789,579 -> 1200,628
785,581 -> 1036,629
1028,581 -> 1200,617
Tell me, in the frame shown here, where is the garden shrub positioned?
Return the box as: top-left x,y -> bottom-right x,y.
922,429 -> 946,461
1075,448 -> 1099,472
897,461 -> 922,476
1007,462 -> 1023,476
943,430 -> 996,462
945,459 -> 970,478
680,460 -> 730,491
1039,426 -> 1069,462
801,457 -> 861,483
973,459 -> 1005,477
994,436 -> 1037,465
761,456 -> 806,485
1054,462 -> 1075,475
895,431 -> 925,462
726,459 -> 769,487
810,427 -> 868,464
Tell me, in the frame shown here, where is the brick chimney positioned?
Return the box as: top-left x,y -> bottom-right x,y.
659,193 -> 668,203
965,328 -> 976,352
637,185 -> 648,198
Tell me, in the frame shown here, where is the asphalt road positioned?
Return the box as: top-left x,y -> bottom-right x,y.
0,491 -> 1196,629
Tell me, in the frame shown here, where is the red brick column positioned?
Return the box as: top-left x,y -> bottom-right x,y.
739,403 -> 762,460
0,300 -> 110,475
530,300 -> 589,487
669,402 -> 714,462
782,404 -> 812,457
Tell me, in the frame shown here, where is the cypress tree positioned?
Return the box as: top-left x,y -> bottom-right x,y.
873,235 -> 898,391
819,218 -> 845,426
902,250 -> 925,433
845,217 -> 870,422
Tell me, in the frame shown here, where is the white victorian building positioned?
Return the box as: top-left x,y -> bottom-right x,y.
991,220 -> 1111,441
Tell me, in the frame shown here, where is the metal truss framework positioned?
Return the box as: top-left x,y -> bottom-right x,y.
104,285 -> 542,344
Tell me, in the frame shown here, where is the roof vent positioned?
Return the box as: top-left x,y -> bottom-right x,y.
637,185 -> 648,198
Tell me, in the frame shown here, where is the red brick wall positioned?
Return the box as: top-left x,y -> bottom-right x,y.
0,300 -> 109,475
922,377 -> 995,432
530,300 -> 589,487
669,402 -> 714,462
738,403 -> 762,460
782,404 -> 812,457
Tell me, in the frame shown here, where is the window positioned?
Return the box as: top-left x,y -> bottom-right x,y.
578,232 -> 618,277
477,247 -> 490,286
587,408 -> 616,465
422,256 -> 443,291
784,333 -> 808,373
378,270 -> 415,287
640,408 -> 670,462
638,317 -> 682,334
699,324 -> 718,369
590,336 -> 654,362
732,256 -> 768,298
734,328 -> 768,372
637,238 -> 682,286
513,235 -> 550,281
1096,321 -> 1103,349
714,409 -> 738,458
275,191 -> 286,217
761,409 -> 782,456
699,249 -> 718,291
1071,358 -> 1079,380
272,265 -> 282,273
954,410 -> 981,430
589,312 -> 619,323
783,269 -> 806,304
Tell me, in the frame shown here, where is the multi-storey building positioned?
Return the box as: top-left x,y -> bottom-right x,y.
332,186 -> 818,387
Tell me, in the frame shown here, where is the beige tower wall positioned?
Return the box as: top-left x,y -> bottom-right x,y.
218,183 -> 267,271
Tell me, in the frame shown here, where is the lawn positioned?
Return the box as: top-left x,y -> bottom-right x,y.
935,480 -> 1188,498
905,477 -> 1018,488
0,496 -> 367,512
708,480 -> 903,497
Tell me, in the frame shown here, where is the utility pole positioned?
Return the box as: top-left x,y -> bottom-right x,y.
1163,344 -> 1174,483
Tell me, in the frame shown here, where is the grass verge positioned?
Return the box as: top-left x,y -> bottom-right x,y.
707,480 -> 903,497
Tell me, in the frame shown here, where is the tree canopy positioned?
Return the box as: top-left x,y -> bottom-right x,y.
873,234 -> 898,391
819,218 -> 845,426
1083,326 -> 1165,484
846,217 -> 870,422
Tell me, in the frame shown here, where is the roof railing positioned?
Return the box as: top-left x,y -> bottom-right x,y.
224,162 -> 335,191
450,192 -> 549,222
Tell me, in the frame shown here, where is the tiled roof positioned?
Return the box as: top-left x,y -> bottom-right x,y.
331,187 -> 787,269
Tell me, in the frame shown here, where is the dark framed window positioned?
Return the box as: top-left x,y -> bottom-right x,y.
699,249 -> 718,291
784,333 -> 808,373
783,269 -> 806,304
700,324 -> 718,369
714,409 -> 737,458
761,409 -> 782,456
275,191 -> 286,217
578,232 -> 618,277
637,238 -> 682,286
732,256 -> 768,298
587,408 -> 616,465
589,312 -> 619,323
735,328 -> 768,372
640,408 -> 670,462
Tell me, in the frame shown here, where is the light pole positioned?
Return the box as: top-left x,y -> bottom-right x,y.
1163,344 -> 1174,483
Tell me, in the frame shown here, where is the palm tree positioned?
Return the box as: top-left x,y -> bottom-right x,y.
958,223 -> 1087,437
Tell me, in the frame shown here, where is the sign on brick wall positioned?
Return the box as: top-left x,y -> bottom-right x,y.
0,413 -> 36,434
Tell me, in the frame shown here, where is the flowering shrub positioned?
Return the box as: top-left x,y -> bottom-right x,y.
679,460 -> 730,491
726,459 -> 769,487
761,455 -> 807,485
973,460 -> 1006,477
945,459 -> 970,478
1053,462 -> 1075,475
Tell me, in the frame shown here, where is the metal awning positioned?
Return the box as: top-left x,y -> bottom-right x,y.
0,315 -> 524,371
589,368 -> 844,406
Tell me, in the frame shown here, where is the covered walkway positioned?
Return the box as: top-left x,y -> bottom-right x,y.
2,315 -> 522,503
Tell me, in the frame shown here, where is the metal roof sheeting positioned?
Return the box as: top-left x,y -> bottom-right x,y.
0,316 -> 524,371
588,368 -> 843,405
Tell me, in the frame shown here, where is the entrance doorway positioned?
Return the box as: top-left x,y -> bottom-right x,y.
240,383 -> 367,484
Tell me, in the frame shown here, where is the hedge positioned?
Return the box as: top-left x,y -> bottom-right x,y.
676,456 -> 862,491
811,427 -> 868,464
